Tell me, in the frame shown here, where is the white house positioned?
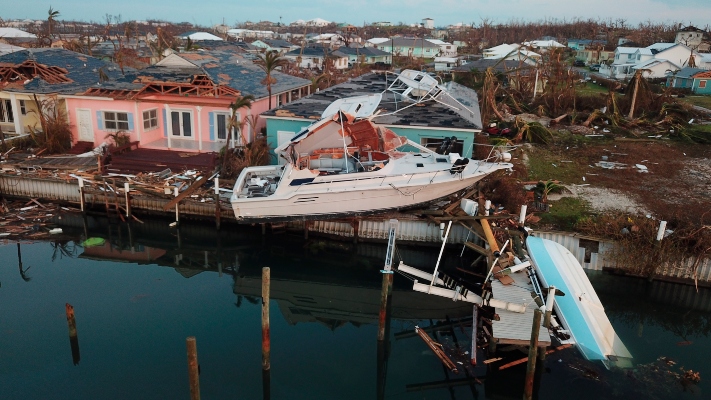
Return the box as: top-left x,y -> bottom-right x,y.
227,29 -> 275,40
283,47 -> 349,70
422,18 -> 434,29
250,39 -> 299,55
601,42 -> 701,80
176,32 -> 224,41
0,27 -> 37,39
306,18 -> 331,27
522,40 -> 565,51
310,33 -> 345,48
366,38 -> 390,47
427,39 -> 458,57
483,43 -> 540,65
434,57 -> 464,72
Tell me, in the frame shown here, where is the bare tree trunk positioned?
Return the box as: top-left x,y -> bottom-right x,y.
628,72 -> 640,120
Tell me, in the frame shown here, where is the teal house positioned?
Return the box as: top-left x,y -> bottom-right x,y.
261,72 -> 484,165
692,71 -> 711,94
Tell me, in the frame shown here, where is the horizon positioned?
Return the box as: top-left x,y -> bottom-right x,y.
2,0 -> 711,30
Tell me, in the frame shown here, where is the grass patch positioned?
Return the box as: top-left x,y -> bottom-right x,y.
538,197 -> 592,231
676,124 -> 711,144
525,146 -> 585,184
681,95 -> 711,110
575,83 -> 609,96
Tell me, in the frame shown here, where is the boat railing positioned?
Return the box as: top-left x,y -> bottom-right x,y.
292,168 -> 447,193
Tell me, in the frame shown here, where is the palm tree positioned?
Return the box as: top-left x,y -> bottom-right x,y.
47,7 -> 60,38
227,94 -> 255,147
255,51 -> 289,109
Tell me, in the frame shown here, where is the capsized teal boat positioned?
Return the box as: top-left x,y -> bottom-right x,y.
526,236 -> 632,367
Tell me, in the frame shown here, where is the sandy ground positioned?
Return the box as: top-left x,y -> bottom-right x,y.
562,185 -> 650,215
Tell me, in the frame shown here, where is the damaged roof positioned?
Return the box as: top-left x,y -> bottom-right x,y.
0,48 -> 124,94
171,50 -> 310,98
89,50 -> 310,99
263,72 -> 483,130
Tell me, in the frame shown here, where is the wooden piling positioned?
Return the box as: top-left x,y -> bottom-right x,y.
78,178 -> 85,213
523,308 -> 542,400
214,194 -> 221,230
353,218 -> 360,244
543,286 -> 556,329
124,182 -> 131,218
262,368 -> 271,400
174,187 -> 180,226
214,177 -> 220,230
262,267 -> 271,371
186,336 -> 200,400
471,305 -> 478,365
66,303 -> 80,365
377,273 -> 394,341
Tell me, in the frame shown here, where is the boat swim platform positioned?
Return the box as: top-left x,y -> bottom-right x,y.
490,268 -> 550,346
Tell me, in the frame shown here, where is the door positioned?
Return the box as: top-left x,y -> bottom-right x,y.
76,109 -> 94,142
170,110 -> 192,137
214,112 -> 230,143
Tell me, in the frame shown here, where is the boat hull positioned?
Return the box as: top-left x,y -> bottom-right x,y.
526,236 -> 632,363
231,163 -> 503,222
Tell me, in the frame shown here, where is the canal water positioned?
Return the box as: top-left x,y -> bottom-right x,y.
1,216 -> 709,399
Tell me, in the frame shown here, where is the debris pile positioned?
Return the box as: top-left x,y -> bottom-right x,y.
0,198 -> 74,239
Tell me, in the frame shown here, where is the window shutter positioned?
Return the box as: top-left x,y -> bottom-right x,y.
127,113 -> 134,131
96,111 -> 104,130
208,112 -> 215,141
162,109 -> 167,137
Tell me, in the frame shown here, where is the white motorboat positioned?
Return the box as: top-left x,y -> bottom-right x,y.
230,70 -> 513,222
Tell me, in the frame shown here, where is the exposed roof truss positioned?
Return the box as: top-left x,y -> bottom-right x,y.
0,60 -> 72,84
130,74 -> 240,98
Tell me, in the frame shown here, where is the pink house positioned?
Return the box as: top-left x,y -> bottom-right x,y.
64,50 -> 311,152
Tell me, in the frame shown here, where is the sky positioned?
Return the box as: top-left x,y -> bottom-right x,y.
2,0 -> 711,28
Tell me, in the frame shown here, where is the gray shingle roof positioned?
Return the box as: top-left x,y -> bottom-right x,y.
174,51 -> 310,98
263,72 -> 482,130
336,47 -> 391,57
0,48 -> 125,94
674,67 -> 706,79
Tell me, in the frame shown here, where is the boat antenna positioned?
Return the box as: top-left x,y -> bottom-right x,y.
339,110 -> 350,173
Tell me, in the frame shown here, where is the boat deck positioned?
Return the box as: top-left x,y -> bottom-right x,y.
490,268 -> 551,346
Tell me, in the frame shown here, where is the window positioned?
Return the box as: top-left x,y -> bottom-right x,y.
104,111 -> 129,130
421,137 -> 463,155
19,100 -> 26,115
0,99 -> 13,123
142,109 -> 158,130
700,80 -> 707,89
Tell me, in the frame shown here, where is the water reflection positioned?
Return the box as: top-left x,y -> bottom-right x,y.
2,215 -> 710,399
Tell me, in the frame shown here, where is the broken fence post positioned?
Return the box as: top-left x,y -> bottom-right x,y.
186,336 -> 201,400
